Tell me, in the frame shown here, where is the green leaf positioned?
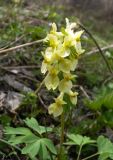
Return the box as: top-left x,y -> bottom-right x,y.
22,141 -> 40,157
39,141 -> 49,160
4,118 -> 56,159
97,136 -> 113,160
5,127 -> 32,135
21,138 -> 56,159
8,134 -> 39,145
43,138 -> 57,155
24,117 -> 52,135
66,134 -> 95,146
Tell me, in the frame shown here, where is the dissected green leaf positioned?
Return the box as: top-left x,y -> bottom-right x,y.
65,134 -> 95,146
22,138 -> 56,160
22,140 -> 40,157
97,136 -> 113,160
5,127 -> 32,135
39,141 -> 49,160
42,138 -> 57,155
8,134 -> 39,145
24,117 -> 52,135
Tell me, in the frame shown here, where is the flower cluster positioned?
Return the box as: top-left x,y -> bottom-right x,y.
41,18 -> 84,117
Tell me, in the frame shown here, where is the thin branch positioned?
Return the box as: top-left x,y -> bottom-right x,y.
35,79 -> 45,94
78,23 -> 112,74
79,85 -> 90,99
2,65 -> 39,69
0,39 -> 44,55
0,34 -> 25,51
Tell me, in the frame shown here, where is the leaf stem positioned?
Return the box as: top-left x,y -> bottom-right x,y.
81,152 -> 99,160
0,138 -> 21,151
77,143 -> 83,160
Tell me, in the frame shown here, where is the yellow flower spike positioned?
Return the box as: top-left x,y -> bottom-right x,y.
48,93 -> 66,117
41,18 -> 85,117
44,68 -> 59,90
68,91 -> 78,105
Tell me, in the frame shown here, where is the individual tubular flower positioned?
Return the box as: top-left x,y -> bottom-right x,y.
68,91 -> 78,105
45,23 -> 63,49
59,59 -> 72,73
44,67 -> 59,90
58,73 -> 75,93
48,93 -> 66,117
41,47 -> 53,74
65,19 -> 84,57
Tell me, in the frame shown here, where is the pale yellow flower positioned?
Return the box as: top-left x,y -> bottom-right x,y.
59,79 -> 72,93
47,34 -> 59,48
59,59 -> 72,73
65,18 -> 77,37
44,68 -> 59,90
68,91 -> 78,105
41,18 -> 85,117
41,47 -> 53,74
75,41 -> 85,55
70,59 -> 78,71
59,73 -> 75,93
57,45 -> 70,58
48,93 -> 66,117
50,23 -> 63,37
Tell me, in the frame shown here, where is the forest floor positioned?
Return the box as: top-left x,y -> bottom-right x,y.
0,1 -> 113,160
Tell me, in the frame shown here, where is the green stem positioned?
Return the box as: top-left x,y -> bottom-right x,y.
78,23 -> 112,74
77,144 -> 83,160
0,139 -> 21,152
81,152 -> 99,160
35,78 -> 45,94
58,111 -> 65,160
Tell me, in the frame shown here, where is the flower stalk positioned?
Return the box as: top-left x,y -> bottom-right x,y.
58,111 -> 65,160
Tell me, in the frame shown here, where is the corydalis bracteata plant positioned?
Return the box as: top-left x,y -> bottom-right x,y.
41,18 -> 84,117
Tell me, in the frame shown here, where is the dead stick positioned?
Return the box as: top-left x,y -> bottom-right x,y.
0,39 -> 44,55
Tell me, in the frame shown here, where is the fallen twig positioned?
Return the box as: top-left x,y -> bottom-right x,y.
0,34 -> 25,51
2,65 -> 39,69
0,39 -> 44,55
